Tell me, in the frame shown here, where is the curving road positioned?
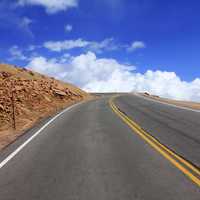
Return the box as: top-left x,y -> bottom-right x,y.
0,94 -> 199,199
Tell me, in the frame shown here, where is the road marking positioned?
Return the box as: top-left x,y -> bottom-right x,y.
113,102 -> 200,176
109,97 -> 200,187
0,102 -> 83,169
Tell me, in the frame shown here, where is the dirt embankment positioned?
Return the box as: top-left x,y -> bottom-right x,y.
141,92 -> 200,110
0,64 -> 91,150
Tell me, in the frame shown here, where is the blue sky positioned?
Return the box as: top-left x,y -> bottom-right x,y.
0,0 -> 200,100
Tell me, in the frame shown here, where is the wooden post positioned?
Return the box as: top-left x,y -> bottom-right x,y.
11,82 -> 16,130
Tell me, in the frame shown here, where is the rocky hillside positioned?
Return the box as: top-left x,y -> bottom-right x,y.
0,63 -> 90,149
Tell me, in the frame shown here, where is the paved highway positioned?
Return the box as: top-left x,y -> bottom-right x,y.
0,94 -> 199,199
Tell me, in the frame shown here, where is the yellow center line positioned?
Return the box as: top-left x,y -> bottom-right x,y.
112,102 -> 200,177
109,97 -> 200,187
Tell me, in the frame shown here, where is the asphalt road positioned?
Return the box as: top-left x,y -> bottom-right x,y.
0,95 -> 199,199
114,94 -> 200,167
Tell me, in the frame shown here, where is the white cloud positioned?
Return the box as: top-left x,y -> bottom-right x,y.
17,0 -> 78,14
65,24 -> 72,32
60,53 -> 71,63
0,2 -> 33,37
44,39 -> 89,52
26,52 -> 200,101
88,38 -> 119,53
18,17 -> 33,36
27,45 -> 36,51
20,17 -> 33,28
26,56 -> 67,79
9,46 -> 27,61
128,41 -> 146,51
43,38 -> 119,53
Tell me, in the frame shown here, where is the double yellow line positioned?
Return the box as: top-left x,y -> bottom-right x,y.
109,96 -> 200,187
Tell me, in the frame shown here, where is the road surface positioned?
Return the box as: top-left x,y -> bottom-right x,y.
0,94 -> 199,199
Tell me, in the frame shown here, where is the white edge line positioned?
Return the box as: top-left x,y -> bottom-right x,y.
0,101 -> 83,169
133,93 -> 200,113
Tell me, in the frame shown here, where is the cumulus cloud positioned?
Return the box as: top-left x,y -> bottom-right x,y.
43,38 -> 119,53
17,0 -> 78,14
128,41 -> 146,51
26,56 -> 67,79
65,24 -> 72,32
26,52 -> 200,101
